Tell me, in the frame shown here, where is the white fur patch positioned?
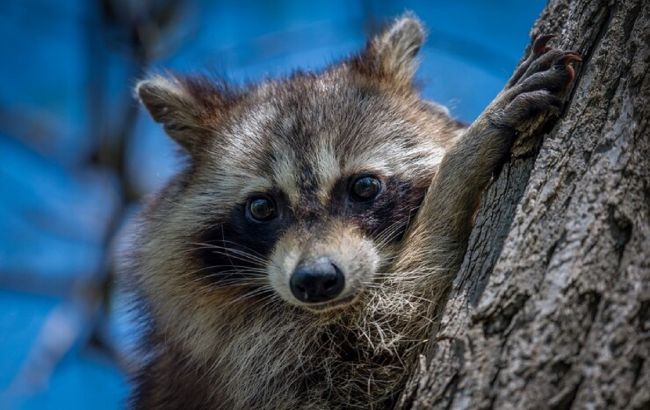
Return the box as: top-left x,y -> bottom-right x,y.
272,151 -> 300,205
312,139 -> 341,204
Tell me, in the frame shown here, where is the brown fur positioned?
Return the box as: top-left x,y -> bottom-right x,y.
123,14 -> 578,410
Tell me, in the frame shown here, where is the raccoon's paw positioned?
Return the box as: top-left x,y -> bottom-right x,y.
492,35 -> 581,131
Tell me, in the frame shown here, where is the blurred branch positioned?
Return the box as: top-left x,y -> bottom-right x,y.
91,0 -> 190,201
91,0 -> 191,366
10,0 -> 192,393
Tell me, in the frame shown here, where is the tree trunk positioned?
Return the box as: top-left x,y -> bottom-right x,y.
401,0 -> 650,408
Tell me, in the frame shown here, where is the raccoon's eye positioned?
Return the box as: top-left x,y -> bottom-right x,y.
350,176 -> 381,202
246,195 -> 277,222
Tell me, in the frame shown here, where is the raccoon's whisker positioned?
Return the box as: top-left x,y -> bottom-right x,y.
219,225 -> 239,268
374,228 -> 398,249
232,286 -> 275,299
199,242 -> 270,265
210,253 -> 266,268
184,263 -> 268,279
219,249 -> 269,265
201,272 -> 269,283
219,287 -> 276,309
248,292 -> 283,312
374,205 -> 423,251
189,243 -> 269,265
221,286 -> 272,304
376,220 -> 403,242
196,274 -> 269,286
189,265 -> 268,275
375,222 -> 407,250
194,269 -> 269,283
384,212 -> 415,243
191,236 -> 270,262
190,242 -> 269,266
216,239 -> 268,259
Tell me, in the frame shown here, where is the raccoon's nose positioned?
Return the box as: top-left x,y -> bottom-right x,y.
290,257 -> 345,303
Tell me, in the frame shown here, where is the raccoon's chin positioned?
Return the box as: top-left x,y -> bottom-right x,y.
299,293 -> 360,314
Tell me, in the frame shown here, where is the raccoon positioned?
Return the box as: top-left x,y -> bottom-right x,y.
126,14 -> 579,410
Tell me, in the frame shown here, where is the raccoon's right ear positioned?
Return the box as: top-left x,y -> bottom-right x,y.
352,14 -> 425,89
136,75 -> 232,154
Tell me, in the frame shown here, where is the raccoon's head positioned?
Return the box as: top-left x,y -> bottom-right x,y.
135,15 -> 461,315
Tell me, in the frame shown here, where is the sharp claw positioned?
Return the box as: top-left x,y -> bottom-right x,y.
562,52 -> 583,64
562,53 -> 580,83
533,34 -> 555,55
565,65 -> 576,83
554,52 -> 583,68
554,52 -> 582,83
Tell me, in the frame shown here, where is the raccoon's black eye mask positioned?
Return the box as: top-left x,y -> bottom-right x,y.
195,172 -> 427,285
243,174 -> 384,225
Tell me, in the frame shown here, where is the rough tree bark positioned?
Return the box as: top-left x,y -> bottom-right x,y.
400,0 -> 650,409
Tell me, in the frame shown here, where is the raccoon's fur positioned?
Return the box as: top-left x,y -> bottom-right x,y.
125,14 -> 579,410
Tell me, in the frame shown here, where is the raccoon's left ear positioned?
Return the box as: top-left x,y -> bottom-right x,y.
352,13 -> 425,87
136,75 -> 233,154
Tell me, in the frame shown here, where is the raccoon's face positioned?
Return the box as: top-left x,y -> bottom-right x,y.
136,16 -> 461,314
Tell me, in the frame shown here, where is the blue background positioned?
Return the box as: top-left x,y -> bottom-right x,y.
0,1 -> 545,408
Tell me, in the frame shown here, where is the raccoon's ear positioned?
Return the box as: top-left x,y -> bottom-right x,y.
353,14 -> 425,87
136,75 -> 229,154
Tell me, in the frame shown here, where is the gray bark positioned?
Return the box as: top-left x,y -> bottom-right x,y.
401,0 -> 650,408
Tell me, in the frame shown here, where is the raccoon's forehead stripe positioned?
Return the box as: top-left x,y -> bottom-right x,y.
272,142 -> 343,208
272,149 -> 300,205
311,141 -> 341,204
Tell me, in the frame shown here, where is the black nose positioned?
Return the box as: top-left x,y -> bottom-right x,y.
290,257 -> 345,303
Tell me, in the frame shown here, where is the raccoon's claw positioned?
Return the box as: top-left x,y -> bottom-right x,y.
495,38 -> 581,131
557,52 -> 582,83
559,51 -> 582,63
507,34 -> 555,87
532,34 -> 555,55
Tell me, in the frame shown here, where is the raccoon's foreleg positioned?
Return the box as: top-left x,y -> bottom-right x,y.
395,35 -> 580,286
